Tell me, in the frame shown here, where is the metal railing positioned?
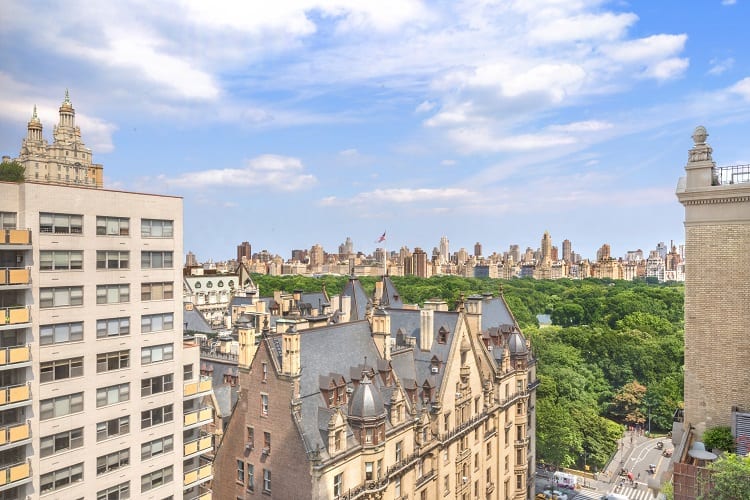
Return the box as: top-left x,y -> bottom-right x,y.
713,164 -> 750,185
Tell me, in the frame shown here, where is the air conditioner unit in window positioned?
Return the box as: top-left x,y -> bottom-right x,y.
262,447 -> 270,455
431,366 -> 439,374
245,442 -> 253,451
487,345 -> 493,351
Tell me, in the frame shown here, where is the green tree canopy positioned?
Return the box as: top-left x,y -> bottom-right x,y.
701,453 -> 750,500
0,160 -> 25,182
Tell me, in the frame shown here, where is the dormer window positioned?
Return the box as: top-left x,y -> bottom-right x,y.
438,326 -> 449,344
365,428 -> 373,444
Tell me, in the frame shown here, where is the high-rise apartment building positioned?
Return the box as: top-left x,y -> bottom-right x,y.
237,241 -> 252,263
474,241 -> 482,257
439,235 -> 450,265
672,127 -> 750,498
561,239 -> 571,263
540,231 -> 552,264
0,95 -> 213,499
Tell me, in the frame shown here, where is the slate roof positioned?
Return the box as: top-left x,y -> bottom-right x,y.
475,294 -> 516,330
381,276 -> 405,309
184,303 -> 213,334
341,275 -> 370,321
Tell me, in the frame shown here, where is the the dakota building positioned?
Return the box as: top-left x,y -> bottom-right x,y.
213,277 -> 538,500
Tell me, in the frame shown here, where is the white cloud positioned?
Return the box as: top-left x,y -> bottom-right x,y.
322,187 -> 476,206
528,12 -> 638,43
721,0 -> 736,5
644,58 -> 689,81
166,154 -> 316,190
415,100 -> 436,113
547,120 -> 613,133
440,159 -> 456,166
708,57 -> 734,75
447,127 -> 577,153
729,77 -> 750,100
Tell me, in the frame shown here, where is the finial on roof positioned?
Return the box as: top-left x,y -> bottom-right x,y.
64,89 -> 71,105
32,105 -> 38,119
692,125 -> 707,145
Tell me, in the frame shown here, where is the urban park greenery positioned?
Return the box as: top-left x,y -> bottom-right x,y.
250,274 -> 684,470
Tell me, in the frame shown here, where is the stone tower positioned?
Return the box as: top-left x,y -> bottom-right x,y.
676,126 -> 750,436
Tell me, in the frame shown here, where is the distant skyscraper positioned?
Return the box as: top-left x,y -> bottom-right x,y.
509,244 -> 521,263
338,236 -> 354,256
550,245 -> 559,262
186,250 -> 198,267
439,235 -> 450,265
656,241 -> 668,259
596,243 -> 611,261
237,241 -> 252,262
410,247 -> 429,277
309,244 -> 324,269
541,231 -> 552,264
562,239 -> 572,263
474,241 -> 482,257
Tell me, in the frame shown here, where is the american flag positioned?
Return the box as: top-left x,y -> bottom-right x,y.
376,231 -> 386,243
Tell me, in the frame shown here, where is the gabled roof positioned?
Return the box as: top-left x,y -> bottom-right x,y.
341,275 -> 370,320
476,293 -> 517,330
381,276 -> 405,309
184,303 -> 213,333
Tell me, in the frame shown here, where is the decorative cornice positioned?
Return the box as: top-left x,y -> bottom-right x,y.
681,195 -> 750,206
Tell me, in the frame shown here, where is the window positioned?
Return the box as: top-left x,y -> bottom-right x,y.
262,362 -> 268,382
395,476 -> 401,497
96,216 -> 129,236
97,448 -> 130,475
141,282 -> 173,300
142,435 -> 174,460
0,211 -> 16,229
377,459 -> 383,479
247,427 -> 254,448
97,416 -> 130,441
141,404 -> 173,429
40,286 -> 83,308
264,431 -> 271,452
141,219 -> 173,238
97,383 -> 130,407
97,481 -> 130,500
365,428 -> 373,444
247,464 -> 255,491
141,313 -> 174,333
237,460 -> 245,483
97,350 -> 130,372
39,212 -> 82,234
263,469 -> 271,493
97,317 -> 130,338
516,425 -> 523,441
97,284 -> 130,304
141,343 -> 174,364
141,251 -> 173,269
516,474 -> 522,489
443,474 -> 450,496
333,472 -> 344,497
40,250 -> 83,270
184,363 -> 194,381
141,374 -> 174,396
516,448 -> 523,465
395,440 -> 402,462
141,466 -> 173,492
335,430 -> 342,450
40,392 -> 83,420
365,462 -> 373,481
40,463 -> 83,494
487,441 -> 492,458
40,427 -> 84,457
517,402 -> 523,415
97,250 -> 130,269
40,357 -> 83,382
261,394 -> 268,416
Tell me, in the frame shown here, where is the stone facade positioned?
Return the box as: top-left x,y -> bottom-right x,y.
676,127 -> 750,436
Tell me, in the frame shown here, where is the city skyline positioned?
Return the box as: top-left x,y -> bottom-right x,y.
2,1 -> 749,260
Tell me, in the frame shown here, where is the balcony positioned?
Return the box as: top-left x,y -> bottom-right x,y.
0,421 -> 31,450
183,464 -> 213,488
184,377 -> 212,399
0,460 -> 31,490
184,434 -> 213,458
713,164 -> 750,185
0,345 -> 31,370
2,306 -> 30,327
0,268 -> 30,287
0,383 -> 31,409
184,407 -> 213,429
1,229 -> 31,246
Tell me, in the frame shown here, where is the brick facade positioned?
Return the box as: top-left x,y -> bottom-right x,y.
212,341 -> 312,499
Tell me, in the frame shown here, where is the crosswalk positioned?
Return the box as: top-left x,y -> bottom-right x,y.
572,484 -> 655,500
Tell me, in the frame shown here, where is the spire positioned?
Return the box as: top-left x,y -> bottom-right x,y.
32,105 -> 38,120
64,89 -> 71,105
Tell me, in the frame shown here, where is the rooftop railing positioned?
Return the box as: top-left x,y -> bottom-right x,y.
713,164 -> 750,185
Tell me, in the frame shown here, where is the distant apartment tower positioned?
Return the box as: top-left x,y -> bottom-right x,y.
676,126 -> 750,438
438,235 -> 450,265
405,247 -> 429,277
0,94 -> 213,499
474,241 -> 482,257
596,243 -> 611,261
309,244 -> 325,270
562,239 -> 572,263
237,241 -> 252,263
186,250 -> 198,267
540,231 -> 552,264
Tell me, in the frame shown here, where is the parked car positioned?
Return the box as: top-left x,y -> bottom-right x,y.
663,449 -> 673,457
543,489 -> 569,500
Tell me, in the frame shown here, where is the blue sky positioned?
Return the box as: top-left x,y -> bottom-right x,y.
2,0 -> 749,262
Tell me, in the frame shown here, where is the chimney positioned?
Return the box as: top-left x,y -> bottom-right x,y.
420,309 -> 434,351
282,325 -> 301,376
372,307 -> 391,360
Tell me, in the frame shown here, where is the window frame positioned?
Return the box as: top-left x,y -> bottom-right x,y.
96,250 -> 130,270
96,317 -> 130,338
96,383 -> 130,408
40,286 -> 83,308
40,356 -> 84,382
40,462 -> 84,494
96,350 -> 130,373
141,373 -> 174,397
39,250 -> 83,271
141,251 -> 174,269
141,466 -> 173,493
141,343 -> 174,365
40,427 -> 84,458
141,312 -> 174,333
39,212 -> 83,234
96,448 -> 130,476
96,284 -> 130,304
97,416 -> 130,442
96,216 -> 130,236
141,219 -> 174,238
40,392 -> 84,420
141,434 -> 174,461
141,404 -> 174,429
141,281 -> 174,301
